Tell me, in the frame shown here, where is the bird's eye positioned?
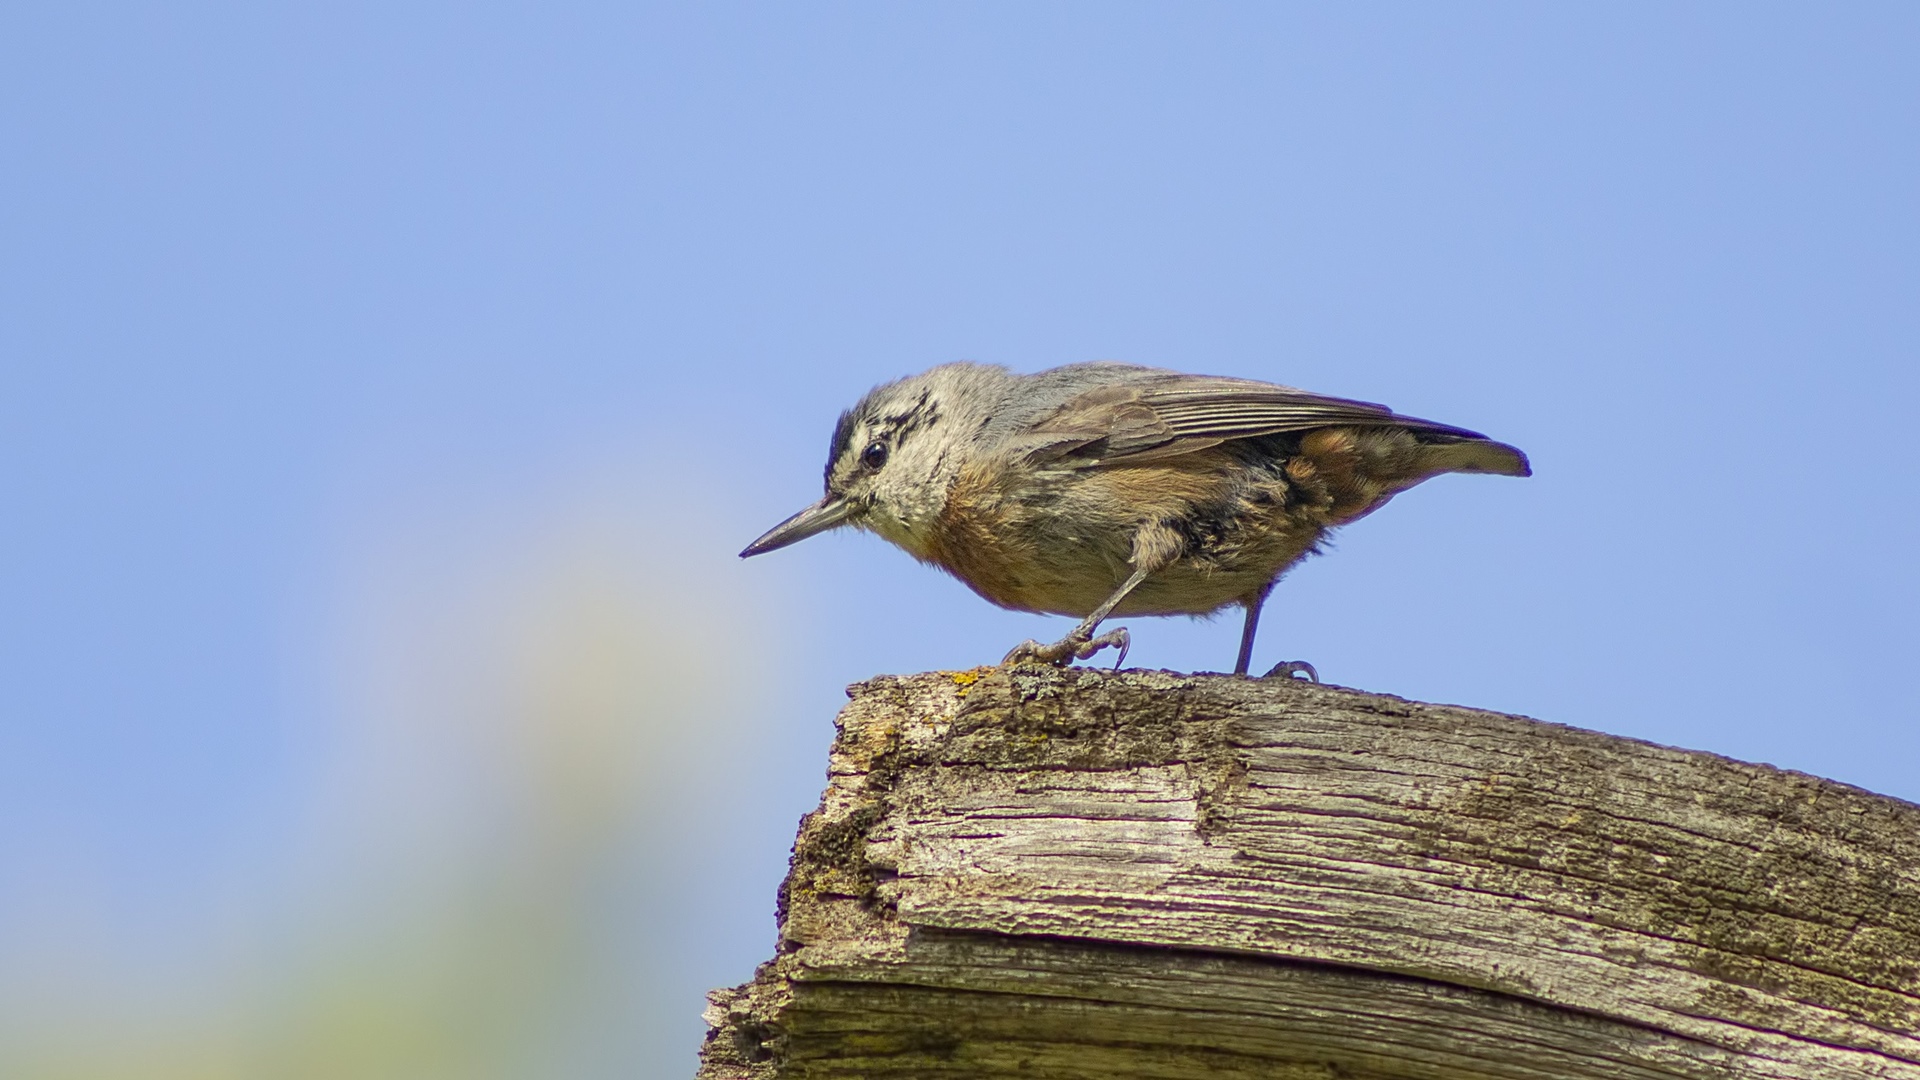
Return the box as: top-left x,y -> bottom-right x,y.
861,441 -> 889,470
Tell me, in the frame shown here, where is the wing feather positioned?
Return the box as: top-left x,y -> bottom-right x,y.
1023,371 -> 1490,464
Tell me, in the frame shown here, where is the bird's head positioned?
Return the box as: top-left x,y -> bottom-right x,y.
741,365 -> 999,561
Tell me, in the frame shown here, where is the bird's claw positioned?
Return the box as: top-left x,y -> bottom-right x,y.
1088,627 -> 1130,669
1002,626 -> 1131,669
1001,638 -> 1064,666
1261,660 -> 1320,683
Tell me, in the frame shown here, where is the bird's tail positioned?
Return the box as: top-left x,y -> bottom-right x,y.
1419,438 -> 1531,478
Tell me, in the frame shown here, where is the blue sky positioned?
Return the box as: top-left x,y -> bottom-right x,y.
4,4 -> 1917,1075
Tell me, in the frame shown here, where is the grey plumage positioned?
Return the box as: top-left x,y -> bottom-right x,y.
745,361 -> 1529,675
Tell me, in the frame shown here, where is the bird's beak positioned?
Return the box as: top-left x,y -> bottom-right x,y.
739,496 -> 855,558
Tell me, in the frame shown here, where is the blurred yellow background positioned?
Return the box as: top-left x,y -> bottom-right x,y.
1,473 -> 793,1079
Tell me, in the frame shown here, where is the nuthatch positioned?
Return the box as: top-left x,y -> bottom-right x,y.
741,362 -> 1529,677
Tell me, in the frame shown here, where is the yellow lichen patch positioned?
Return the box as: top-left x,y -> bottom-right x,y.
945,667 -> 992,697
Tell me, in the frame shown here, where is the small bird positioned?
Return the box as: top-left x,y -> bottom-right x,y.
741,362 -> 1529,677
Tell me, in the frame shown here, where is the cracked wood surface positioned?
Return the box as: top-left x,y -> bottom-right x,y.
697,668 -> 1920,1079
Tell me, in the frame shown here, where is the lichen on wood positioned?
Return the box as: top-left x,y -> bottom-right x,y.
698,668 -> 1920,1079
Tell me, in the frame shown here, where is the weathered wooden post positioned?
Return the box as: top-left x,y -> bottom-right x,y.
698,668 -> 1920,1079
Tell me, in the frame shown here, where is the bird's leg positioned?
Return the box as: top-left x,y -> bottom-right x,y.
1234,583 -> 1273,676
1236,581 -> 1319,682
1002,564 -> 1153,669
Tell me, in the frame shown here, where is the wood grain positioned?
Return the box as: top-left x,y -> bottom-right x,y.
698,668 -> 1920,1079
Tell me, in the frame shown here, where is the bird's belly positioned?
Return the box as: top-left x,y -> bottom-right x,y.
1114,565 -> 1284,617
926,457 -> 1325,618
931,531 -> 1137,616
932,524 -> 1312,619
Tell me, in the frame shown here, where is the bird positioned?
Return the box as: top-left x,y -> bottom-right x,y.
740,361 -> 1529,677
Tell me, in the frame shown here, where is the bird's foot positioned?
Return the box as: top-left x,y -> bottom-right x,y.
1002,626 -> 1131,669
1262,660 -> 1320,683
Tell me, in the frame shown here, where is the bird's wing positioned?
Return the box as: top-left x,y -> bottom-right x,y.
1020,372 -> 1488,464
